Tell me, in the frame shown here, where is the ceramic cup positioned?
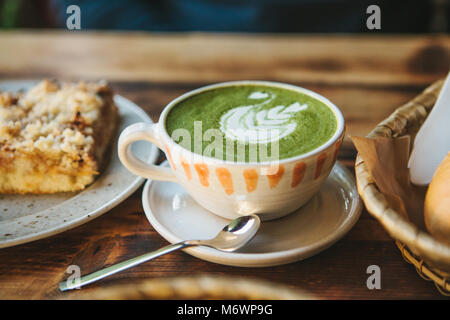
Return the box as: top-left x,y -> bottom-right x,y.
118,81 -> 345,221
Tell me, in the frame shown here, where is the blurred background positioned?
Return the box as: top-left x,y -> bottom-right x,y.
0,0 -> 449,33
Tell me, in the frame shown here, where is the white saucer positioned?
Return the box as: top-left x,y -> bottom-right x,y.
142,161 -> 362,267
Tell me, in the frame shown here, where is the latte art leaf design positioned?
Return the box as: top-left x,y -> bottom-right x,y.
220,91 -> 308,144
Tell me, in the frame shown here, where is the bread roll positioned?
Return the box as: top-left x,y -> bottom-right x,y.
424,152 -> 450,244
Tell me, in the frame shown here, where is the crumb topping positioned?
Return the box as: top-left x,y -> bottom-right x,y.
0,80 -> 109,162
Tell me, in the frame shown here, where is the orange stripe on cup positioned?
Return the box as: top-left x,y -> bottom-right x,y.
216,168 -> 234,195
314,153 -> 327,180
332,139 -> 342,163
267,165 -> 285,189
243,169 -> 258,193
165,144 -> 176,170
194,163 -> 210,187
291,162 -> 307,188
180,157 -> 191,181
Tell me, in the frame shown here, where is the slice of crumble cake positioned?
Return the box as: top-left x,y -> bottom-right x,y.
0,80 -> 118,194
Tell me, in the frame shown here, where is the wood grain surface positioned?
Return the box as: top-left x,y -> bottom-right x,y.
0,31 -> 449,299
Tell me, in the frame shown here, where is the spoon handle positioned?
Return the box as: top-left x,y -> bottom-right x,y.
59,241 -> 191,291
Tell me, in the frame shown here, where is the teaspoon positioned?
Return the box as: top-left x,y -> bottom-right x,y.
59,214 -> 260,291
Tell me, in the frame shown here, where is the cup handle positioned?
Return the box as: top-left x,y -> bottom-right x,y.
118,122 -> 177,182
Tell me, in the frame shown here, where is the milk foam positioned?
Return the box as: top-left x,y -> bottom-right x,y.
219,91 -> 308,144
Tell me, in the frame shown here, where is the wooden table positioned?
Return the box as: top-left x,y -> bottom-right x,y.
0,31 -> 449,299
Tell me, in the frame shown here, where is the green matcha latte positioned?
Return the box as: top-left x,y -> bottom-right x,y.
166,85 -> 337,162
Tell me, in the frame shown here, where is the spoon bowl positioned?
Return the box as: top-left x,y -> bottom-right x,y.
192,214 -> 261,252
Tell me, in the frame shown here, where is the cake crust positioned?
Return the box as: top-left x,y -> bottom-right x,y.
0,80 -> 118,194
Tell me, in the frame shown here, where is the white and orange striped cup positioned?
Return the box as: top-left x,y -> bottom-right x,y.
118,81 -> 345,221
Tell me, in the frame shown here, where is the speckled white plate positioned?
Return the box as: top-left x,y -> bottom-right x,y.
0,81 -> 158,248
142,161 -> 362,267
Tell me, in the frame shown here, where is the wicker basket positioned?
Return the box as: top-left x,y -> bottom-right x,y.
64,275 -> 312,300
355,79 -> 450,295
